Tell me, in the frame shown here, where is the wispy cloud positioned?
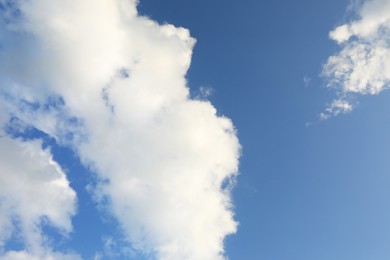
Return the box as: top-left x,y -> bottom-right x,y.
320,99 -> 353,120
322,0 -> 390,118
303,75 -> 311,87
0,1 -> 241,259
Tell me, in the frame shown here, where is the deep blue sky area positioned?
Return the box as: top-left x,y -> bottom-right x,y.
138,1 -> 390,260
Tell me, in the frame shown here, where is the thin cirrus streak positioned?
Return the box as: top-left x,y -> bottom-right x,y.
0,0 -> 241,259
321,0 -> 390,119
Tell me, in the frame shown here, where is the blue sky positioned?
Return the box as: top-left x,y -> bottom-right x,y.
1,0 -> 390,259
137,1 -> 390,259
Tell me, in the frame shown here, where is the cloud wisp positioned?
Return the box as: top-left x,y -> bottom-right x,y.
0,1 -> 241,259
321,0 -> 390,118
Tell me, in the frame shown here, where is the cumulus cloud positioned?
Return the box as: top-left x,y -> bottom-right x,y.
0,136 -> 78,259
322,0 -> 390,117
0,0 -> 241,259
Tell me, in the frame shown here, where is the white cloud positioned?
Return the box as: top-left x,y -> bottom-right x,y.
330,0 -> 390,43
322,0 -> 390,117
320,99 -> 353,120
0,0 -> 241,259
0,137 -> 78,259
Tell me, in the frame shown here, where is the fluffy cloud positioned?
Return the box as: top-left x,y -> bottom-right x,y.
322,0 -> 390,118
0,0 -> 241,259
0,137 -> 78,259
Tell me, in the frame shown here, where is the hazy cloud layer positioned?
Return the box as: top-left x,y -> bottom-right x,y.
0,1 -> 240,259
322,0 -> 390,118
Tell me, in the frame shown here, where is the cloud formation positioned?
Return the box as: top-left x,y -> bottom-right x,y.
0,137 -> 78,259
322,0 -> 390,118
0,0 -> 240,259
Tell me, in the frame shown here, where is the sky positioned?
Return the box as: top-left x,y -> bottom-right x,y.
1,0 -> 390,260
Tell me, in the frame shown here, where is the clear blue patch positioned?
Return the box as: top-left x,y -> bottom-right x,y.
4,117 -> 48,141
